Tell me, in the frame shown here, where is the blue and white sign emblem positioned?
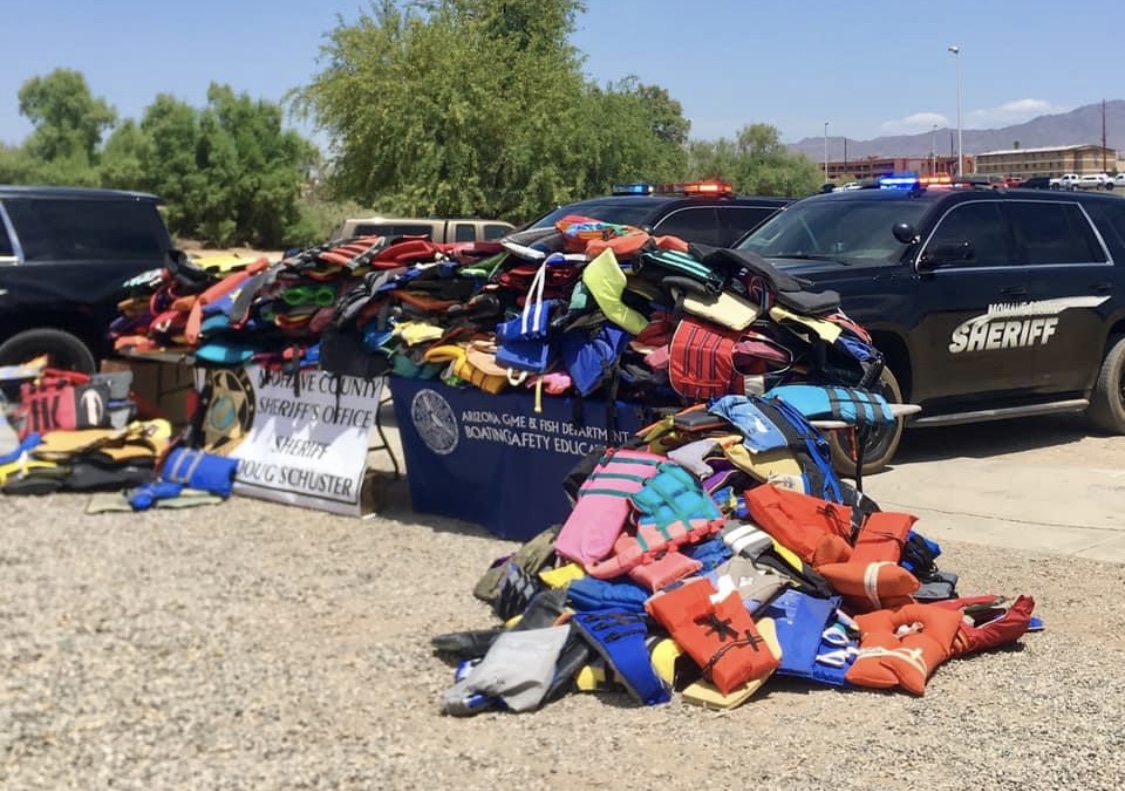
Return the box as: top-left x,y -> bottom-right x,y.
411,388 -> 459,455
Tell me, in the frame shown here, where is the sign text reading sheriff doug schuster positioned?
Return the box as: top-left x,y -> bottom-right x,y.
233,370 -> 382,511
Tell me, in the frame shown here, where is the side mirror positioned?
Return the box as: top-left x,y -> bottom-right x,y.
892,222 -> 918,244
920,241 -> 974,269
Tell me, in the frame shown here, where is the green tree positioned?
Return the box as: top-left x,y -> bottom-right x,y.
294,0 -> 690,222
18,69 -> 115,171
110,86 -> 317,247
687,123 -> 820,197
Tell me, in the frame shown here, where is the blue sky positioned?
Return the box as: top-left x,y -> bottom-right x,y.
3,0 -> 1122,149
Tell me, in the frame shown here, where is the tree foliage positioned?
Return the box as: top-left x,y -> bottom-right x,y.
5,69 -> 319,247
295,0 -> 690,222
686,124 -> 821,197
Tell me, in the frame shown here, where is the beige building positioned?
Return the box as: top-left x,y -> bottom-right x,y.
975,144 -> 1119,178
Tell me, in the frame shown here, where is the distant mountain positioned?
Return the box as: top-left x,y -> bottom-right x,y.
788,100 -> 1125,162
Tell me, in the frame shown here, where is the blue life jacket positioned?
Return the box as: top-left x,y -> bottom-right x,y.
766,384 -> 895,426
762,589 -> 854,687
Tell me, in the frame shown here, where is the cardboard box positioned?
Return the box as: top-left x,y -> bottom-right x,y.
102,357 -> 197,431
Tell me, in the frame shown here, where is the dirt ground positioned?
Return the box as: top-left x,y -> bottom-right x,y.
2,415 -> 1124,790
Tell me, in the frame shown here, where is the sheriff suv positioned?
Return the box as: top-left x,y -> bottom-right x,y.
0,186 -> 174,374
736,176 -> 1125,474
523,181 -> 792,248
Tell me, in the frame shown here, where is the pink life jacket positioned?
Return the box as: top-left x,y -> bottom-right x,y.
553,449 -> 665,567
586,516 -> 724,580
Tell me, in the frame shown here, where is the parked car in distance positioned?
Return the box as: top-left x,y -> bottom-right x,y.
1076,173 -> 1112,190
329,216 -> 515,244
1108,174 -> 1125,190
0,185 -> 175,374
1050,173 -> 1081,190
1020,176 -> 1053,190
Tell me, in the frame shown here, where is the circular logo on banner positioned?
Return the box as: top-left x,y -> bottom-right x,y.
203,368 -> 257,456
411,388 -> 459,456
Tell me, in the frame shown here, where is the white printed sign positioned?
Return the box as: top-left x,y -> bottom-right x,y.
221,365 -> 384,516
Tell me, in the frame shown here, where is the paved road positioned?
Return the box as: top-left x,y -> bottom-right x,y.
865,413 -> 1125,562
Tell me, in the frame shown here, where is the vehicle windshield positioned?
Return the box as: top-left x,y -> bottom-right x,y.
736,196 -> 930,264
525,200 -> 661,230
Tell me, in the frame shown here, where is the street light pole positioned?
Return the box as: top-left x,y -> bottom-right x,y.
948,45 -> 963,177
824,121 -> 830,182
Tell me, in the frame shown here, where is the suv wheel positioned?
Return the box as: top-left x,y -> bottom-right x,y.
0,328 -> 97,375
1086,336 -> 1125,434
826,366 -> 904,477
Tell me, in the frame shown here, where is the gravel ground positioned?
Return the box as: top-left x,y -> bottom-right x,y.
2,474 -> 1124,791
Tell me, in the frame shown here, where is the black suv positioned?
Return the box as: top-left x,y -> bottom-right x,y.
524,181 -> 792,248
735,179 -> 1125,473
0,186 -> 174,374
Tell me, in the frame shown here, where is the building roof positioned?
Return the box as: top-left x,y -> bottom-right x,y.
977,144 -> 1113,157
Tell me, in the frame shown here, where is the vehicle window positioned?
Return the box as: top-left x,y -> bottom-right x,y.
1082,201 -> 1125,257
739,198 -> 929,264
3,198 -> 168,262
0,214 -> 13,258
454,223 -> 477,243
527,200 -> 661,230
719,206 -> 779,244
484,224 -> 510,240
924,202 -> 1010,266
1007,201 -> 1107,265
652,207 -> 723,246
353,223 -> 433,238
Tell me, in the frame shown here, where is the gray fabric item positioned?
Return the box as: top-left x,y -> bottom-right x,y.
915,570 -> 959,602
667,439 -> 719,478
721,521 -> 773,560
0,411 -> 18,457
442,626 -> 570,714
92,372 -> 134,402
711,555 -> 789,613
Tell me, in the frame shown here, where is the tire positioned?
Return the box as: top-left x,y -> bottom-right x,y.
0,328 -> 97,375
1086,336 -> 1125,434
827,366 -> 905,477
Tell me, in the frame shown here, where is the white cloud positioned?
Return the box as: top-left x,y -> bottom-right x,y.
880,112 -> 950,135
965,98 -> 1065,128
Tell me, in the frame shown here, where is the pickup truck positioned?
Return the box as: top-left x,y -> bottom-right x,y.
0,186 -> 174,374
1049,173 -> 1081,190
329,216 -> 515,244
736,179 -> 1125,474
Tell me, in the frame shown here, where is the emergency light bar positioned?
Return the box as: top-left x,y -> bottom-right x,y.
610,180 -> 735,197
877,173 -> 922,190
611,183 -> 655,195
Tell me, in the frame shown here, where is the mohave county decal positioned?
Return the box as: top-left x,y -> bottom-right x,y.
948,296 -> 1110,354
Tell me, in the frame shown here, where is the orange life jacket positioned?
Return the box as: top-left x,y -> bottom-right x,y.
646,578 -> 780,696
744,484 -> 854,565
845,603 -> 963,696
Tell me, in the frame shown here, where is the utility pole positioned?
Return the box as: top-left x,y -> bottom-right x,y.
931,124 -> 937,176
824,121 -> 830,182
1103,98 -> 1108,172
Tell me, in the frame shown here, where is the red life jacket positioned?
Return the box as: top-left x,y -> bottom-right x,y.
668,316 -> 743,401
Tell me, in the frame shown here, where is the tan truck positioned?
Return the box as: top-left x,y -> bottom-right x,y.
329,216 -> 515,244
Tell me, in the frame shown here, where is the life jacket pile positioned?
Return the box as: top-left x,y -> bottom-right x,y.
110,218 -> 884,407
434,398 -> 1041,716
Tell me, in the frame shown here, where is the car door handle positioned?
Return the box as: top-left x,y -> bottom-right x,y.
1000,286 -> 1027,297
1092,281 -> 1112,293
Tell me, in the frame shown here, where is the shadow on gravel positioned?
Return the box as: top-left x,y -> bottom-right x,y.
885,413 -> 1092,467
